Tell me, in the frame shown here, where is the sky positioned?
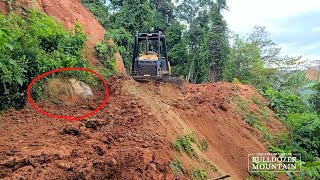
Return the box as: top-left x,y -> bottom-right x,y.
222,0 -> 320,62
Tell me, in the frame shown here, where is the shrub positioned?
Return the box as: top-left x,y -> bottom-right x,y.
197,139 -> 208,152
94,41 -> 117,70
263,87 -> 320,178
169,158 -> 184,175
173,133 -> 198,159
263,88 -> 307,118
188,167 -> 208,180
0,10 -> 89,110
311,83 -> 320,113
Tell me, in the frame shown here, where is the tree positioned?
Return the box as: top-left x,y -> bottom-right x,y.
150,0 -> 175,31
207,2 -> 229,82
109,0 -> 155,34
81,0 -> 110,27
248,26 -> 281,61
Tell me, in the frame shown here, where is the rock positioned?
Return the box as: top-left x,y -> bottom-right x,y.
68,78 -> 93,98
56,161 -> 74,170
111,157 -> 117,165
148,163 -> 157,171
45,78 -> 93,101
219,103 -> 228,111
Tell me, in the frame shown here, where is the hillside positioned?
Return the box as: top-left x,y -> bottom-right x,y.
0,1 -> 304,179
0,0 -> 126,74
0,77 -> 286,179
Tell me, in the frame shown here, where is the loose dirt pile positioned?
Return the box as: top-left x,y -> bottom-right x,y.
0,77 -> 286,179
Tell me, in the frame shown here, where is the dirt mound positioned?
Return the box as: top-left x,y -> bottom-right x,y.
123,80 -> 286,179
0,0 -> 126,74
0,77 -> 173,179
0,78 -> 286,179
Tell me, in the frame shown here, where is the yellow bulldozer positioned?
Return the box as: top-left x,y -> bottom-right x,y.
130,31 -> 183,86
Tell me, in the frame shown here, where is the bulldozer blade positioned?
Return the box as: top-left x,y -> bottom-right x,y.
132,76 -> 184,87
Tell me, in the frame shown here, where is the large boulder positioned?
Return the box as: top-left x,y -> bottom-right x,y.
45,78 -> 93,105
68,78 -> 93,98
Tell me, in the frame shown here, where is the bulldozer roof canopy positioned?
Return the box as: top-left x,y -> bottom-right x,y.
136,32 -> 165,41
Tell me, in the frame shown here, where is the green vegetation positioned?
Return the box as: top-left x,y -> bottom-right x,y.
171,132 -> 214,179
172,132 -> 210,158
0,11 -> 85,110
197,139 -> 209,153
252,96 -> 265,108
94,40 -> 117,71
247,171 -> 276,180
81,0 -> 230,82
188,167 -> 208,180
264,87 -> 320,178
0,10 -> 114,110
1,1 -> 319,179
201,158 -> 217,172
169,157 -> 184,175
172,132 -> 199,159
233,95 -> 274,143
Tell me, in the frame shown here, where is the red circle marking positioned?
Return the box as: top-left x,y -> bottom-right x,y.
27,67 -> 109,121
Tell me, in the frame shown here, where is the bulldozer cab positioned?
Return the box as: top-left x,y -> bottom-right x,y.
131,31 -> 170,77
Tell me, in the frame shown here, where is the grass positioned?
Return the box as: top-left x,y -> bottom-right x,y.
197,139 -> 208,152
234,95 -> 259,127
201,158 -> 217,172
259,107 -> 270,121
172,132 -> 210,159
172,132 -> 198,159
189,167 -> 208,180
233,95 -> 248,112
233,95 -> 274,143
245,112 -> 260,127
252,96 -> 265,108
169,157 -> 184,175
248,171 -> 276,180
255,124 -> 274,143
172,133 -> 214,179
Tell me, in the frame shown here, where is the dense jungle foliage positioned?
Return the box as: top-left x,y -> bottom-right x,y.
0,10 -> 115,110
80,0 -> 320,179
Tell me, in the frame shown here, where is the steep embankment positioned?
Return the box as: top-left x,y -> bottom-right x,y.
0,0 -> 126,74
0,78 -> 286,179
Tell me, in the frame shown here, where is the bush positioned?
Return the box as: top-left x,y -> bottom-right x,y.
263,87 -> 320,178
188,167 -> 208,180
0,10 -> 88,110
169,158 -> 184,175
172,133 -> 198,159
94,41 -> 117,70
263,88 -> 307,118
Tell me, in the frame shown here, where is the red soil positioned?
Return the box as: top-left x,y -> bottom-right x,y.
0,77 -> 173,179
0,78 -> 287,179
